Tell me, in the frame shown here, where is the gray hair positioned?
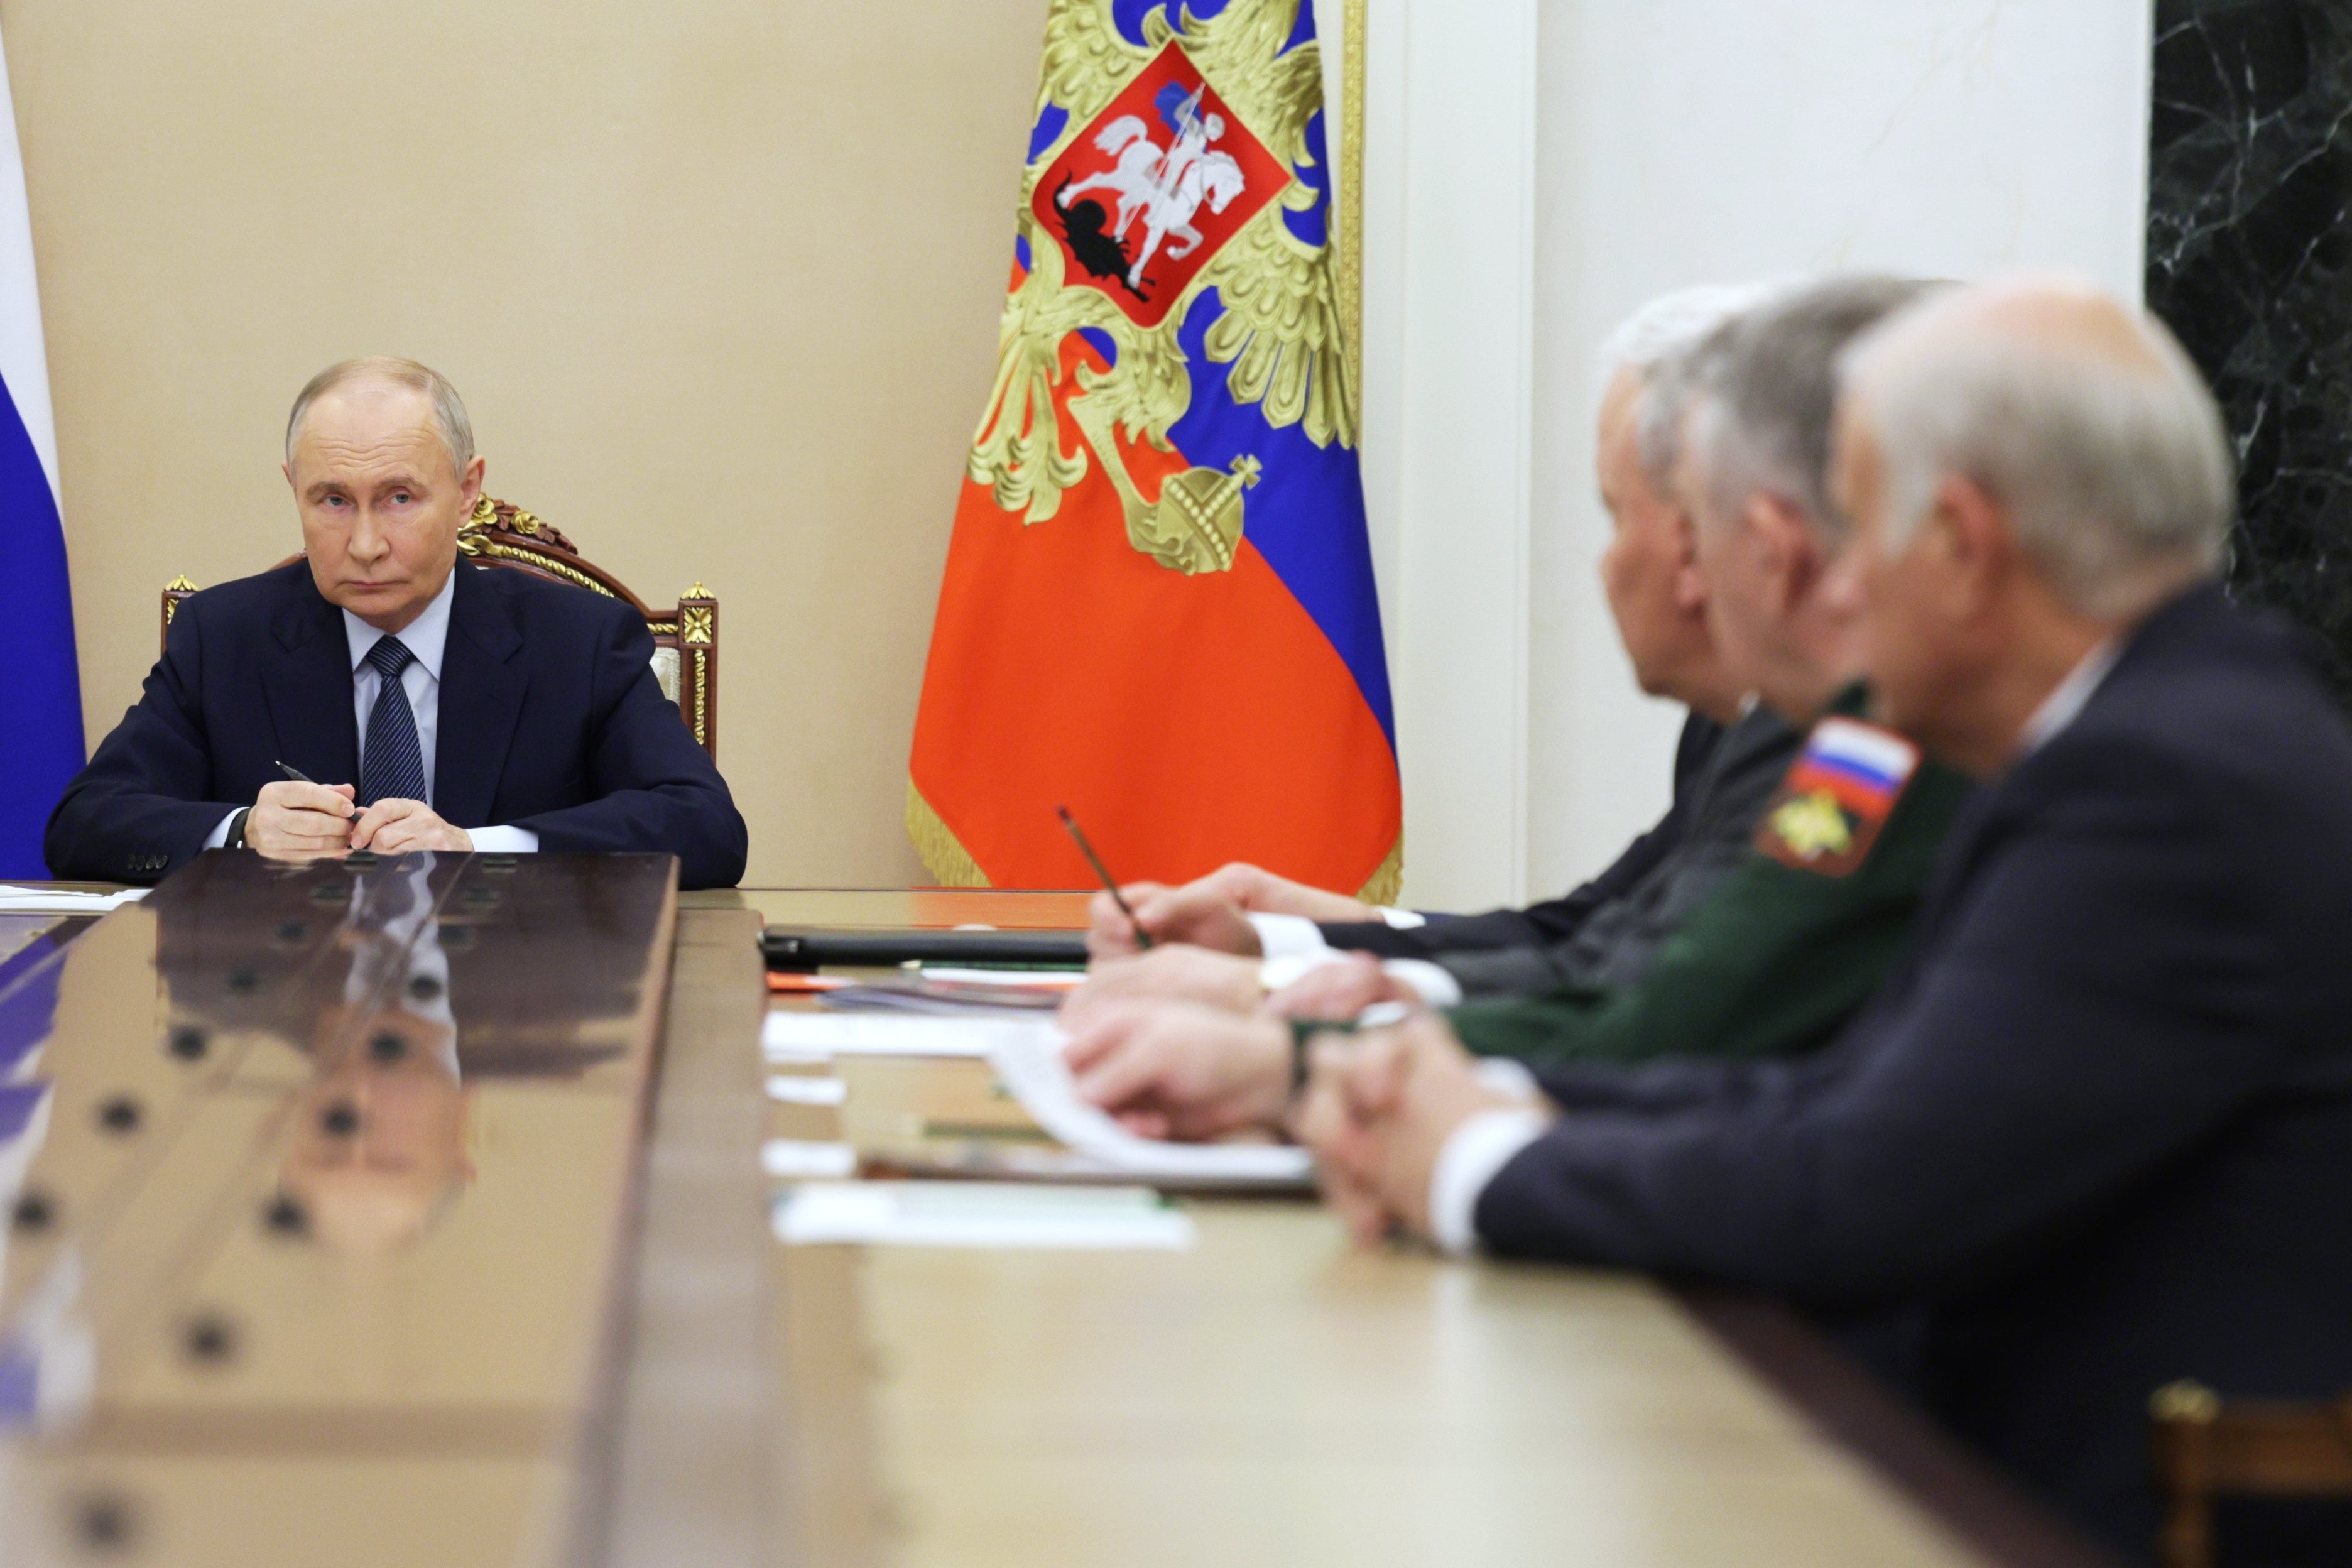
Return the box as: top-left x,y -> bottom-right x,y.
1596,281 -> 1783,488
1685,274 -> 1945,544
1839,295 -> 2233,618
285,357 -> 476,477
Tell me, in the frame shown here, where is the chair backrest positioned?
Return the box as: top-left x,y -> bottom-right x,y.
2150,1380 -> 2352,1568
161,496 -> 719,759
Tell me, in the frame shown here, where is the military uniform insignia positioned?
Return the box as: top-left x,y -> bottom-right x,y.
1755,717 -> 1921,876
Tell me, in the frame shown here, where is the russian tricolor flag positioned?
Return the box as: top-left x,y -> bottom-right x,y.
0,23 -> 80,880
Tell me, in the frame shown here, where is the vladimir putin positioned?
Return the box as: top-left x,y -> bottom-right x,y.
45,358 -> 747,888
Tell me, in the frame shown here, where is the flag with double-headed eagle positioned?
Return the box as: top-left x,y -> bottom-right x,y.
908,0 -> 1401,900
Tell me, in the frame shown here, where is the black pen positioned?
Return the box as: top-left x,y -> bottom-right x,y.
275,761 -> 314,785
1055,805 -> 1153,950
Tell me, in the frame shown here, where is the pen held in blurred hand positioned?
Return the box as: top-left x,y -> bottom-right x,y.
1055,805 -> 1153,950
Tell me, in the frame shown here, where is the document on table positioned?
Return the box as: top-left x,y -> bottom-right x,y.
761,1140 -> 859,1179
765,1074 -> 849,1106
773,1181 -> 1194,1250
761,1010 -> 1039,1060
987,1030 -> 1315,1186
0,886 -> 148,914
760,1011 -> 1315,1188
915,967 -> 1082,990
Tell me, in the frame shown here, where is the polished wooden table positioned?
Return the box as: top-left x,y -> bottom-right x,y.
672,890 -> 2113,1568
0,854 -> 678,1567
0,878 -> 2116,1567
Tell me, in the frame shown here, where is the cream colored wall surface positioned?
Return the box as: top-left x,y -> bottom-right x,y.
4,0 -> 1051,886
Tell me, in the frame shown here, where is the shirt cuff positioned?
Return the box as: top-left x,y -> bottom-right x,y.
1375,907 -> 1429,930
1428,1106 -> 1550,1256
1248,912 -> 1330,961
202,810 -> 240,850
1261,947 -> 1349,993
466,827 -> 542,853
1381,958 -> 1462,1008
1471,1056 -> 1542,1102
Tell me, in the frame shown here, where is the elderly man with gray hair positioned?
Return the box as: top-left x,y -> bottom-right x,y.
1297,276 -> 2352,1565
46,356 -> 748,888
1042,284 -> 1803,1138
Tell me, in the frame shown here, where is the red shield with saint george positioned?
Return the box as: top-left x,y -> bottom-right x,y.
1031,42 -> 1291,327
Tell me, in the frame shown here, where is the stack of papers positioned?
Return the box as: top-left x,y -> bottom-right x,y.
986,1030 -> 1313,1185
0,886 -> 147,915
759,1010 -> 1314,1189
762,1011 -> 1022,1060
817,976 -> 1063,1015
773,1181 -> 1194,1250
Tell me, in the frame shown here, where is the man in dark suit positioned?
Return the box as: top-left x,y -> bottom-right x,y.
1070,285 -> 1788,1000
44,357 -> 746,890
1297,279 -> 2352,1564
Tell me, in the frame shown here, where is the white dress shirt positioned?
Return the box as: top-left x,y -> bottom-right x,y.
2017,636 -> 2121,756
206,572 -> 538,852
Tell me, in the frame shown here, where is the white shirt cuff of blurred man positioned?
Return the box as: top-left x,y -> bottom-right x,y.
1256,950 -> 1463,1008
1427,1057 -> 1549,1256
1250,912 -> 1458,1005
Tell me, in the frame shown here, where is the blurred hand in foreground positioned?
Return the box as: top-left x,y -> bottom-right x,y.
1292,1012 -> 1543,1246
1086,861 -> 1381,958
1061,945 -> 1268,1027
1267,952 -> 1425,1021
1059,998 -> 1292,1142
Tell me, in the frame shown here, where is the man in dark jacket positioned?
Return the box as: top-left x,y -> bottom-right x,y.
45,357 -> 746,890
1299,278 -> 2352,1565
1075,283 -> 1782,995
1057,276 -> 1967,1135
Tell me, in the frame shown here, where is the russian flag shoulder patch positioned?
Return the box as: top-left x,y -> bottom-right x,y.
1754,716 -> 1922,877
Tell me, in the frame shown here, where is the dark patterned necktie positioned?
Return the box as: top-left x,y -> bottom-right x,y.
359,636 -> 428,807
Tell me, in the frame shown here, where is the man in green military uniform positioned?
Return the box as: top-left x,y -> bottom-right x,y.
1440,684 -> 1970,1069
1058,276 -> 1971,1140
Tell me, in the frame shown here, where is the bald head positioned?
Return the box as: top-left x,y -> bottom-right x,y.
1838,275 -> 2233,618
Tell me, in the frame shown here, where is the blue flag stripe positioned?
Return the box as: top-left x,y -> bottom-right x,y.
0,368 -> 81,879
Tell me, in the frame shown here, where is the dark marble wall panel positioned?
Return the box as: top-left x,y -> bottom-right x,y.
2147,0 -> 2352,705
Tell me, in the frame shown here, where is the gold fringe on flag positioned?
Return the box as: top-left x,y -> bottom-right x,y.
906,780 -> 991,888
910,780 -> 1398,902
1353,834 -> 1403,906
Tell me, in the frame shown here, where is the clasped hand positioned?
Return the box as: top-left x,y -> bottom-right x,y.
1292,1011 -> 1550,1249
246,780 -> 472,858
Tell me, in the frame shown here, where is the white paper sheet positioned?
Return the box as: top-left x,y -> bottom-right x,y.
772,1181 -> 1194,1250
765,1074 -> 849,1107
761,1010 -> 1047,1061
916,967 -> 1083,991
760,1140 -> 859,1179
0,886 -> 147,914
988,1032 -> 1314,1185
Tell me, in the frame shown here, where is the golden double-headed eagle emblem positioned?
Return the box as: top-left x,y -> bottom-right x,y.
968,0 -> 1354,574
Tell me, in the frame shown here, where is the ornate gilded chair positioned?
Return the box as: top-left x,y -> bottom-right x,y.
2149,1380 -> 2352,1567
161,496 -> 719,758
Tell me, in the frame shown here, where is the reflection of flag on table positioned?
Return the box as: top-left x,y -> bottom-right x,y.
908,0 -> 1401,899
0,21 -> 77,880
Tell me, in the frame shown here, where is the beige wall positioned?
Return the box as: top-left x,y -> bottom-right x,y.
3,0 -> 1050,886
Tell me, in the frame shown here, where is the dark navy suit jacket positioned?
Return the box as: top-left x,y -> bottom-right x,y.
45,560 -> 748,890
1320,710 -> 1731,956
1477,586 -> 2352,1564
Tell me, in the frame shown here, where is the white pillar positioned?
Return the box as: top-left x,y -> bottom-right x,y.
1358,0 -> 1540,910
